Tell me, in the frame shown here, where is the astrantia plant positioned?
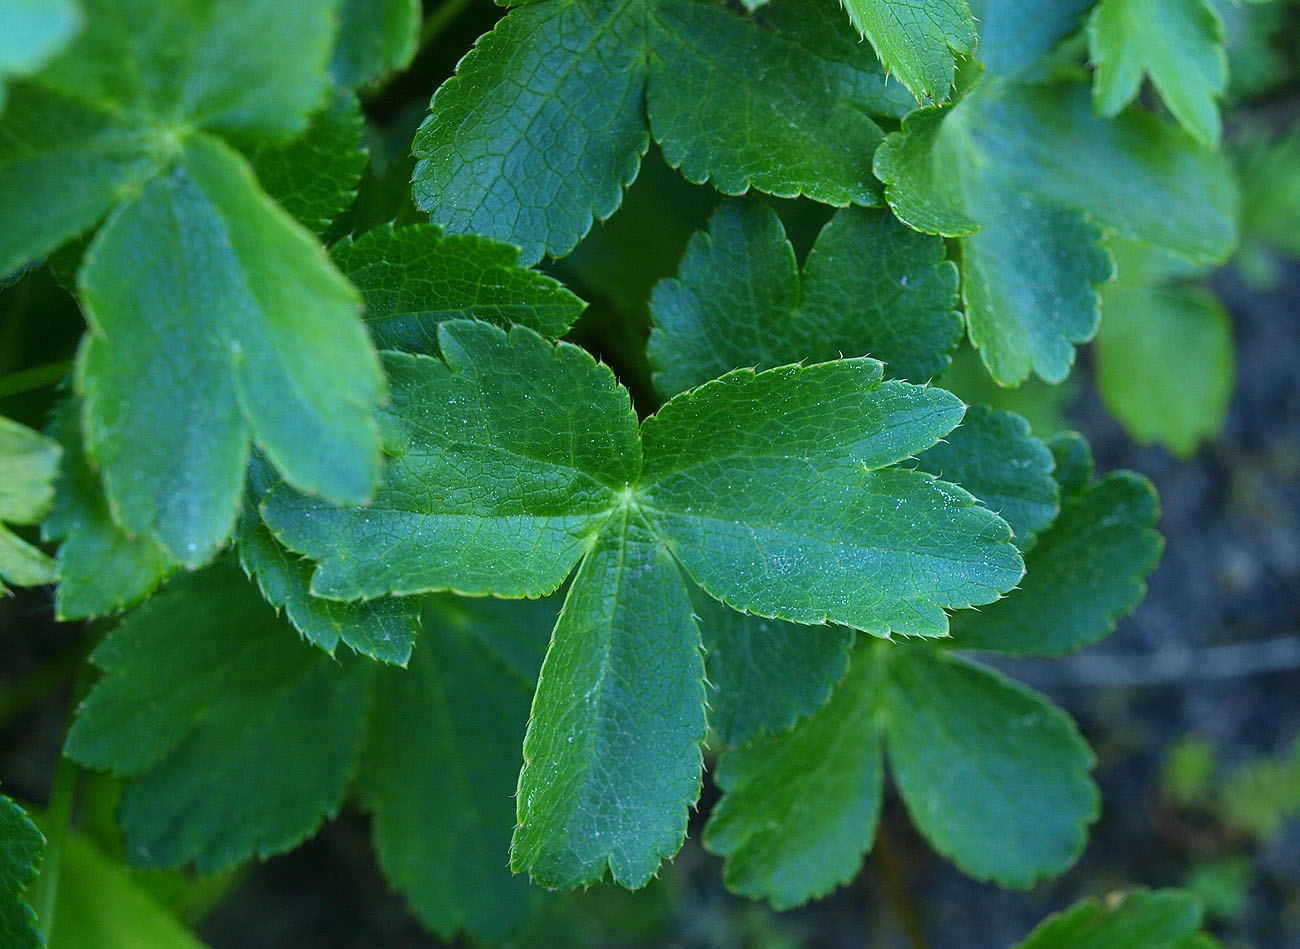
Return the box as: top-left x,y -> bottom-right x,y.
0,0 -> 1266,943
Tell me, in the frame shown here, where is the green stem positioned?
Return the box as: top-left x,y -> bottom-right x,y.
874,821 -> 928,949
0,360 -> 73,400
33,756 -> 79,939
419,0 -> 477,52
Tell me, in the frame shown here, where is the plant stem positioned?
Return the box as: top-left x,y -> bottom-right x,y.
0,360 -> 73,399
419,0 -> 477,52
874,821 -> 928,949
33,755 -> 79,939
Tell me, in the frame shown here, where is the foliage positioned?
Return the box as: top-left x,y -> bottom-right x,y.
0,0 -> 1293,943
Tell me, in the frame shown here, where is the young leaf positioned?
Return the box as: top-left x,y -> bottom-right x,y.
513,510 -> 707,889
412,0 -> 900,264
0,415 -> 59,591
882,645 -> 1097,886
1014,888 -> 1217,949
838,0 -> 977,104
704,646 -> 884,909
647,199 -> 961,397
249,87 -> 368,235
263,322 -> 641,600
330,0 -> 420,88
64,561 -> 373,872
913,405 -> 1059,548
639,362 -> 1023,636
1088,0 -> 1227,147
0,793 -> 43,949
362,596 -> 548,939
77,133 -> 384,566
42,399 -> 175,619
950,468 -> 1162,655
700,591 -> 854,746
331,224 -> 586,350
876,79 -> 1237,383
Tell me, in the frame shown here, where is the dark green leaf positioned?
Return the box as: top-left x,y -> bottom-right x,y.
330,0 -> 420,88
0,793 -> 43,949
648,199 -> 961,397
77,133 -> 383,566
970,0 -> 1093,79
331,224 -> 586,350
513,511 -> 706,888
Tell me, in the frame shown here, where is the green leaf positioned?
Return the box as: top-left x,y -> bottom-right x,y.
839,0 -> 976,103
0,414 -> 60,592
882,645 -> 1097,886
647,199 -> 961,397
412,0 -> 901,265
970,0 -> 1093,79
362,596 -> 547,939
64,561 -> 373,872
0,793 -> 43,949
1235,123 -> 1300,286
646,0 -> 889,206
951,469 -> 1162,655
42,399 -> 176,619
914,405 -> 1059,548
0,0 -> 81,114
1096,245 -> 1234,457
1088,0 -> 1226,147
699,591 -> 854,746
331,224 -> 586,350
876,79 -> 1237,383
513,510 -> 706,888
411,0 -> 649,266
704,646 -> 884,909
77,133 -> 383,566
45,828 -> 206,949
640,362 -> 1023,637
249,86 -> 367,234
264,322 -> 640,600
330,0 -> 420,88
1015,888 -> 1218,949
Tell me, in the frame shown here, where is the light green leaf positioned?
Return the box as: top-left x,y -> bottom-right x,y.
362,596 -> 547,939
0,793 -> 43,949
264,322 -> 640,600
951,470 -> 1162,655
330,0 -> 420,88
883,645 -> 1097,886
1015,888 -> 1217,949
1235,123 -> 1300,285
839,0 -> 976,103
970,0 -> 1093,79
914,405 -> 1059,548
876,79 -> 1237,384
249,86 -> 367,234
513,510 -> 706,888
700,592 -> 854,746
647,0 -> 889,206
412,0 -> 903,265
1096,249 -> 1234,457
640,362 -> 1023,637
704,646 -> 883,909
42,399 -> 175,619
0,414 -> 60,592
77,133 -> 383,566
647,199 -> 961,397
46,828 -> 207,949
411,0 -> 649,266
0,0 -> 81,114
64,561 -> 373,872
331,224 -> 586,350
1088,0 -> 1226,146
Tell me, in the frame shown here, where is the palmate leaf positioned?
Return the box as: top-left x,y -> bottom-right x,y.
0,415 -> 59,592
875,78 -> 1237,384
0,0 -> 387,569
412,0 -> 906,264
262,319 -> 1023,887
705,639 -> 1097,905
648,199 -> 962,396
838,0 -> 976,104
1088,0 -> 1227,147
0,793 -> 44,949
